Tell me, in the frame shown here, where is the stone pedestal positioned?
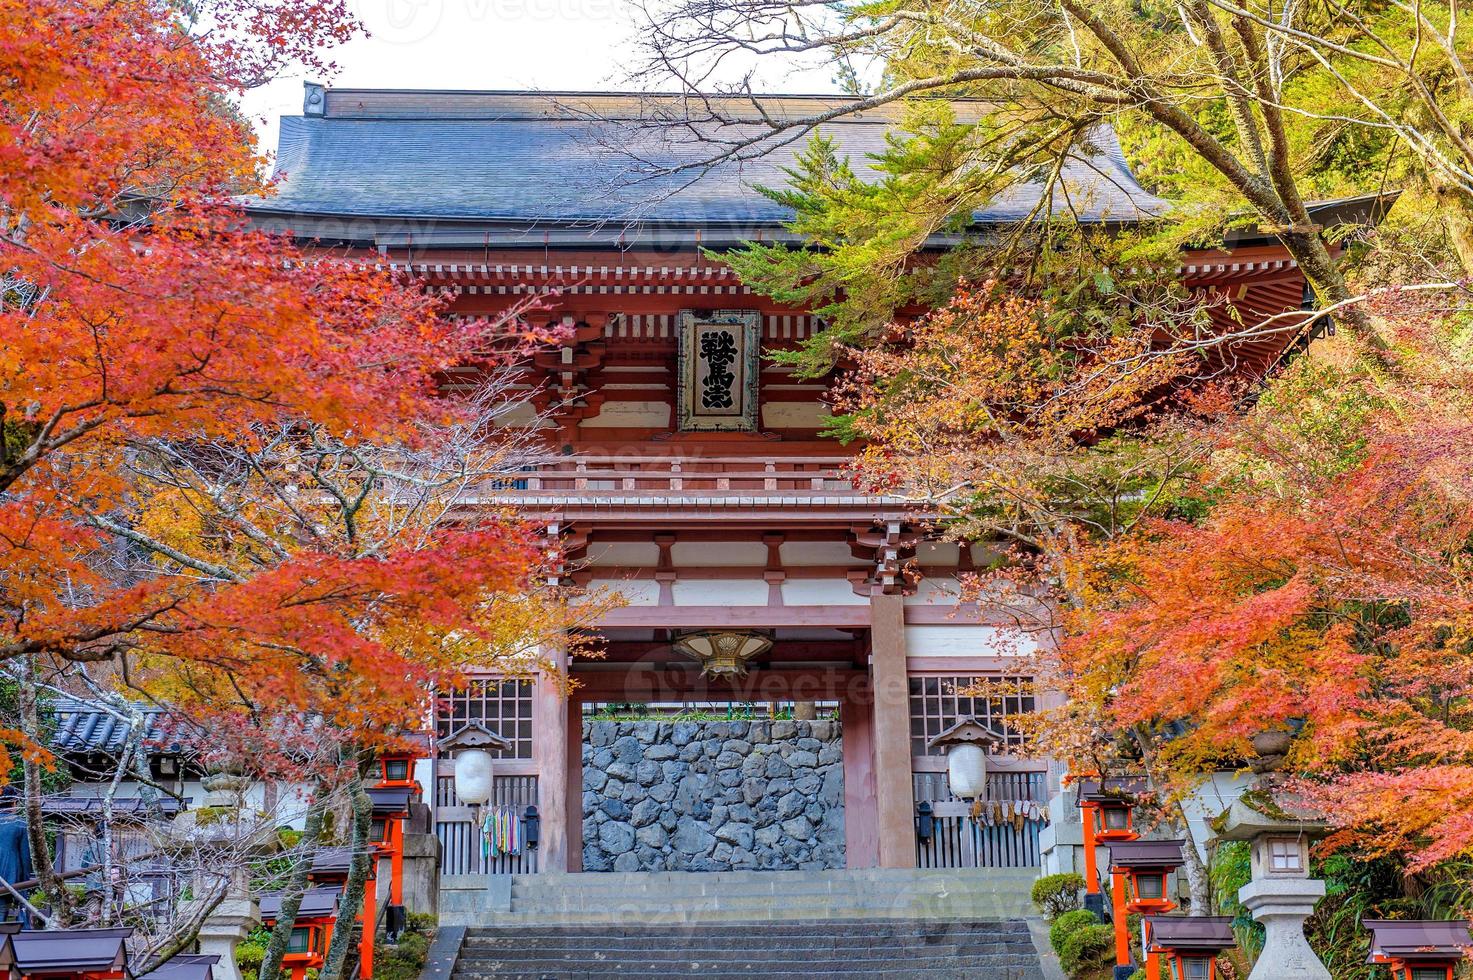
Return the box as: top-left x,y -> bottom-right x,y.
195,895 -> 259,980
401,832 -> 441,916
1239,878 -> 1330,979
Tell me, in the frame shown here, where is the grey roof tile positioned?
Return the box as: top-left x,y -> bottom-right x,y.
247,89 -> 1168,230
48,697 -> 175,756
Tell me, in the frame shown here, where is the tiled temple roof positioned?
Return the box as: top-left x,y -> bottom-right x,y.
48,696 -> 179,756
246,88 -> 1169,244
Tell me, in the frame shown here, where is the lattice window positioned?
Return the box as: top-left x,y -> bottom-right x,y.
435,678 -> 533,759
909,674 -> 1034,756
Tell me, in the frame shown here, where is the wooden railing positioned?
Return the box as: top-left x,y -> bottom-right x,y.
486,456 -> 862,496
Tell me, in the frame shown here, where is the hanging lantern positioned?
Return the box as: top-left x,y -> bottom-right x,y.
439,722 -> 511,808
927,716 -> 1008,802
672,630 -> 774,678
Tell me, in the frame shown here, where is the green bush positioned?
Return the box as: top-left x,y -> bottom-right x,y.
1059,923 -> 1115,977
1032,872 -> 1086,920
373,910 -> 436,980
1049,909 -> 1099,954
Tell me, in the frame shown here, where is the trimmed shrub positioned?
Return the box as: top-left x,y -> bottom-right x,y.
1049,909 -> 1100,954
1032,872 -> 1086,920
1059,923 -> 1115,976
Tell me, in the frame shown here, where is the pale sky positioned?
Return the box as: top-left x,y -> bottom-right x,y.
240,0 -> 848,155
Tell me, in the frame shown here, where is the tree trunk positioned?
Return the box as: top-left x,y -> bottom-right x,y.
256,788 -> 330,980
18,659 -> 69,926
320,772 -> 372,980
1430,176 -> 1473,276
1172,801 -> 1213,914
1278,229 -> 1387,360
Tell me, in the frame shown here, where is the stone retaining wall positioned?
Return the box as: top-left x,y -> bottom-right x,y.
581,719 -> 845,872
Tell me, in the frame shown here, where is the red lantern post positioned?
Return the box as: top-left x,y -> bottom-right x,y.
309,847 -> 378,979
1143,915 -> 1236,980
1075,776 -> 1146,917
1105,839 -> 1186,978
260,888 -> 341,980
1364,919 -> 1473,980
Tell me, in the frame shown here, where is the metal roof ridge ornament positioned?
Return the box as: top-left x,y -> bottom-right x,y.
672,629 -> 774,678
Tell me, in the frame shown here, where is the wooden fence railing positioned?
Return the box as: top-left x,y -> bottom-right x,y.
434,773 -> 540,876
912,769 -> 1049,869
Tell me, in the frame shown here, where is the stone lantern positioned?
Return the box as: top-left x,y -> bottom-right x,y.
926,716 -> 1007,802
1210,794 -> 1330,980
168,767 -> 279,980
439,722 -> 511,809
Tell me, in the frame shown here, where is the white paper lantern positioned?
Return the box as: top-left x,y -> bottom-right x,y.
454,747 -> 495,806
946,742 -> 989,800
439,722 -> 509,808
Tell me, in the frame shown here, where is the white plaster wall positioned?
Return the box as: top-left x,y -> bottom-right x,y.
914,541 -> 961,566
673,579 -> 769,605
586,541 -> 660,567
671,541 -> 767,566
761,402 -> 829,428
903,576 -> 964,606
578,401 -> 671,428
780,541 -> 856,566
490,403 -> 549,429
781,579 -> 868,606
583,578 -> 661,606
904,624 -> 1036,658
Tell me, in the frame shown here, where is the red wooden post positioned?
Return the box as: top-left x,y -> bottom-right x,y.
1111,869 -> 1131,969
870,593 -> 915,868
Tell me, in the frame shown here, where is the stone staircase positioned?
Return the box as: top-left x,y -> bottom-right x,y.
451,919 -> 1047,979
440,867 -> 1039,926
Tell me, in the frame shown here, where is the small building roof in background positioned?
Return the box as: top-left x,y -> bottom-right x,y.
926,716 -> 1009,750
1364,919 -> 1473,962
1146,915 -> 1236,950
260,886 -> 342,920
41,795 -> 187,820
48,697 -> 180,757
10,928 -> 131,975
136,954 -> 220,980
1108,839 -> 1187,871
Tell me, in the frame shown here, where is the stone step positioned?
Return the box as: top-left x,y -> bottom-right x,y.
450,919 -> 1046,979
462,921 -> 1033,940
458,968 -> 1044,980
441,868 -> 1040,926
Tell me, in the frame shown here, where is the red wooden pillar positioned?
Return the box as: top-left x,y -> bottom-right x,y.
840,680 -> 879,868
360,863 -> 377,980
870,593 -> 915,868
1111,869 -> 1131,969
533,637 -> 570,872
565,696 -> 584,872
